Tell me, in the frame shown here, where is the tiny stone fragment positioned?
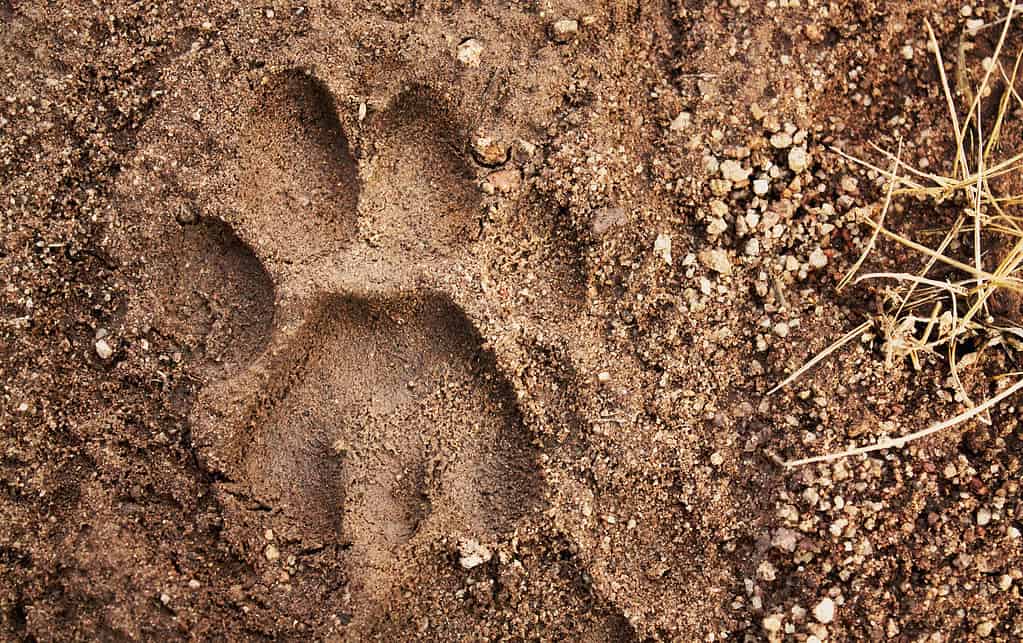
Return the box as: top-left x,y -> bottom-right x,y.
813,597 -> 835,624
698,248 -> 732,275
265,544 -> 280,561
720,159 -> 750,183
457,38 -> 484,67
808,248 -> 828,269
458,539 -> 492,570
550,18 -> 578,43
788,146 -> 810,173
654,233 -> 673,265
95,338 -> 113,360
471,136 -> 508,167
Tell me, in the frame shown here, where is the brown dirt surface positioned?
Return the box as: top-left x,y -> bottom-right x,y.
3,0 -> 1023,641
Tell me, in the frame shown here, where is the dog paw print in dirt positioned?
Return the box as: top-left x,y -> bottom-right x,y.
189,71 -> 541,624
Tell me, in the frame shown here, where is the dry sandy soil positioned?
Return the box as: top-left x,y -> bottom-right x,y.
3,0 -> 1023,640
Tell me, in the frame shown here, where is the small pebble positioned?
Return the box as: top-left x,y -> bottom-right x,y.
770,132 -> 793,149
762,614 -> 783,633
590,207 -> 628,236
788,146 -> 810,173
977,507 -> 992,526
654,233 -> 673,265
597,371 -> 611,384
753,178 -> 770,196
813,597 -> 835,624
669,111 -> 691,132
471,136 -> 508,167
773,322 -> 789,338
808,248 -> 828,269
458,539 -> 492,570
720,159 -> 750,183
550,18 -> 579,43
976,621 -> 995,637
95,338 -> 113,360
698,248 -> 732,275
265,544 -> 280,561
709,452 -> 724,466
457,38 -> 484,67
188,579 -> 201,589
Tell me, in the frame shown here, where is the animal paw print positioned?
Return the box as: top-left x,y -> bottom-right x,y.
190,70 -> 541,627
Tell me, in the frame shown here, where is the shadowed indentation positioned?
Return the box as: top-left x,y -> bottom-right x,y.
236,293 -> 542,607
236,71 -> 359,267
359,87 -> 480,258
162,217 -> 275,373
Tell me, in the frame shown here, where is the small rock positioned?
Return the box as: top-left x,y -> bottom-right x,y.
707,217 -> 728,236
710,452 -> 724,466
550,18 -> 579,44
788,146 -> 810,173
808,248 -> 828,269
654,233 -> 673,265
95,338 -> 113,360
487,168 -> 520,193
597,371 -> 611,384
457,38 -> 484,67
762,614 -> 783,633
774,321 -> 789,338
175,203 -> 198,225
458,539 -> 492,570
813,597 -> 835,624
771,527 -> 799,552
744,238 -> 760,256
770,132 -> 793,149
160,592 -> 171,605
720,159 -> 750,183
669,111 -> 691,132
265,544 -> 280,561
590,207 -> 628,235
698,249 -> 732,275
753,178 -> 770,196
471,136 -> 508,167
188,579 -> 201,589
976,621 -> 995,637
757,559 -> 777,581
900,44 -> 914,60
977,507 -> 992,526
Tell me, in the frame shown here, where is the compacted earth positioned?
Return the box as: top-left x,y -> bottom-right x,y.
3,0 -> 1023,640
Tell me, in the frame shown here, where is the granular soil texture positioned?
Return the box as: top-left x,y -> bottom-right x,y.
3,0 -> 1023,641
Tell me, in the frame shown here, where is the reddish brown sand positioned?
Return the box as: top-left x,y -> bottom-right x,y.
3,1 -> 1023,640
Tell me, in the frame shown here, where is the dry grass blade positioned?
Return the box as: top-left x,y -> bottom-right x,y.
784,377 -> 1023,467
773,7 -> 1023,466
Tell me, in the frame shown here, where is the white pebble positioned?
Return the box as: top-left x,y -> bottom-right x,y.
654,233 -> 673,265
770,132 -> 793,149
95,339 -> 113,360
457,38 -> 484,67
788,146 -> 810,173
813,597 -> 835,624
550,18 -> 579,43
808,248 -> 828,269
720,159 -> 750,183
977,507 -> 992,526
753,178 -> 770,196
762,614 -> 783,633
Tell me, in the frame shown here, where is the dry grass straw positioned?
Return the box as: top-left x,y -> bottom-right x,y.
774,6 -> 1023,467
